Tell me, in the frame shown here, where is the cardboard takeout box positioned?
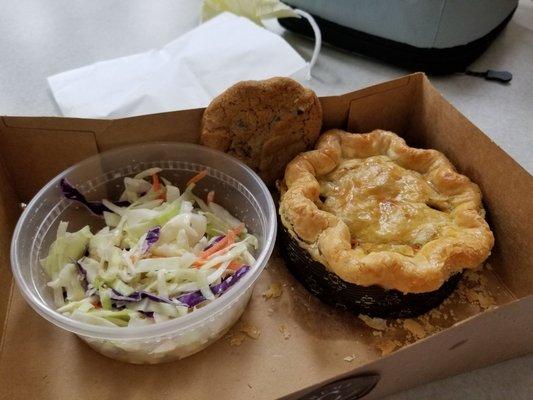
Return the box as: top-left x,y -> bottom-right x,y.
0,73 -> 531,399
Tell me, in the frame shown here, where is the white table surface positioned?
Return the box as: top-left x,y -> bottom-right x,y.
0,0 -> 531,398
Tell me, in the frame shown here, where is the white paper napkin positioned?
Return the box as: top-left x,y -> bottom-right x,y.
48,12 -> 311,118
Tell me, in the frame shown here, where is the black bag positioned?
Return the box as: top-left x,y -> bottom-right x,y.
280,0 -> 518,73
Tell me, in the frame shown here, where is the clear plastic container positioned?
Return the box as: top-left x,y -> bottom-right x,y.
11,142 -> 276,364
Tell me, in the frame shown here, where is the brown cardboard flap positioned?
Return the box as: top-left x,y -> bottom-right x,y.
1,115 -> 111,132
321,73 -> 414,131
95,108 -> 204,151
287,296 -> 533,400
408,76 -> 533,298
0,118 -> 100,202
0,154 -> 18,344
346,73 -> 417,135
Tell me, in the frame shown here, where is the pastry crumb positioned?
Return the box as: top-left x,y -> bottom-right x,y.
279,324 -> 291,340
465,289 -> 478,303
376,339 -> 401,356
418,316 -> 437,333
343,354 -> 356,362
263,282 -> 283,299
372,330 -> 382,337
479,275 -> 489,287
240,323 -> 261,339
403,319 -> 426,339
428,309 -> 442,319
247,383 -> 253,389
464,270 -> 481,283
359,314 -> 387,331
229,332 -> 246,346
466,290 -> 495,309
477,294 -> 495,309
267,307 -> 275,315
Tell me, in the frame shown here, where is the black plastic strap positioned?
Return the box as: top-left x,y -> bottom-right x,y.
465,69 -> 513,83
300,374 -> 380,400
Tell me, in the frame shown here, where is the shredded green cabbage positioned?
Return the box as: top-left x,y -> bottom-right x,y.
42,169 -> 257,327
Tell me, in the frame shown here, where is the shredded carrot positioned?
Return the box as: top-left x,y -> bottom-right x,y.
198,236 -> 231,260
193,259 -> 206,267
151,174 -> 166,201
152,174 -> 161,191
193,224 -> 244,267
227,261 -> 244,271
226,229 -> 236,244
196,260 -> 243,271
232,223 -> 244,236
186,169 -> 208,187
207,190 -> 215,204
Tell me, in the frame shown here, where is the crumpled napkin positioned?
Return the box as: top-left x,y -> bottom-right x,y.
48,12 -> 309,118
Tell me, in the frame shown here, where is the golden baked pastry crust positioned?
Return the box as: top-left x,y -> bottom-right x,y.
279,129 -> 494,293
200,77 -> 322,185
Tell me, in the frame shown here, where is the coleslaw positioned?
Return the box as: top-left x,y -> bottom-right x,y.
41,168 -> 258,328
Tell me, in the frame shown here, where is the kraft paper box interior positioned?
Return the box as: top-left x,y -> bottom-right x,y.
0,73 -> 531,399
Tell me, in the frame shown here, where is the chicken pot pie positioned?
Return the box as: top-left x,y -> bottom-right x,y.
279,129 -> 494,316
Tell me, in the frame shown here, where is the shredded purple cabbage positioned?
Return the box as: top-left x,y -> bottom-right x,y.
75,260 -> 89,291
60,179 -> 129,216
110,289 -> 178,305
177,265 -> 250,307
142,227 -> 160,253
108,266 -> 250,309
211,265 -> 250,295
110,290 -> 141,302
204,235 -> 224,250
142,291 -> 178,304
175,291 -> 205,308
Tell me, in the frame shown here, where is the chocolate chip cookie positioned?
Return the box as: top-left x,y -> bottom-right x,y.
200,77 -> 322,185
